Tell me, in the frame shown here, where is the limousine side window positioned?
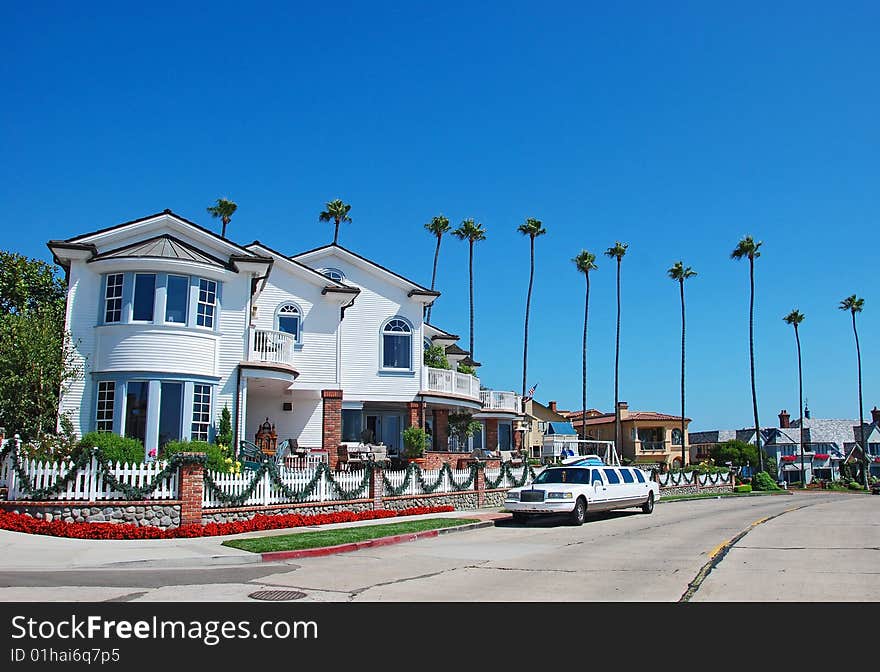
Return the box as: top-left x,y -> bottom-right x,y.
603,468 -> 621,484
634,470 -> 646,483
620,469 -> 635,484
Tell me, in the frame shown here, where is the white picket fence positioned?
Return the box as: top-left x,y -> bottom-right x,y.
658,471 -> 733,487
1,454 -> 177,500
203,466 -> 373,508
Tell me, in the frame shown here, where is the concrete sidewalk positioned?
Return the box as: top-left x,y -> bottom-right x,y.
0,509 -> 511,571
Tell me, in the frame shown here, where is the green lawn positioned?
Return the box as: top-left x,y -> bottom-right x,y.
660,491 -> 785,502
222,518 -> 478,553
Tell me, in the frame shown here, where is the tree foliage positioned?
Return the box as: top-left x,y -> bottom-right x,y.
0,251 -> 80,440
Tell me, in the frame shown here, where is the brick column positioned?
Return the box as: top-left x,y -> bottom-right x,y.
370,466 -> 384,510
475,464 -> 485,507
513,427 -> 522,452
485,418 -> 499,453
178,452 -> 205,527
433,409 -> 449,452
406,401 -> 423,429
322,389 -> 343,470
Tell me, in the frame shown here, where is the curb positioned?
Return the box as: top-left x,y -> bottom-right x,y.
259,519 -> 498,562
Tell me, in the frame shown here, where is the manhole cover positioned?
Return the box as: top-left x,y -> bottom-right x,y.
248,590 -> 307,601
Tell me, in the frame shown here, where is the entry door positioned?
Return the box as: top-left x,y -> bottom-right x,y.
381,415 -> 401,456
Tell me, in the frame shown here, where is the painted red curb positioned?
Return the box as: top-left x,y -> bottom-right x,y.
261,529 -> 442,561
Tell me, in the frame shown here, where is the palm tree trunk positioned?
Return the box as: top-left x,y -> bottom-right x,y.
222,218 -> 228,239
333,219 -> 340,245
522,236 -> 535,398
426,236 -> 442,323
468,240 -> 475,361
749,257 -> 762,473
582,272 -> 590,440
614,258 -> 621,456
796,323 -> 804,486
680,279 -> 686,469
853,312 -> 866,485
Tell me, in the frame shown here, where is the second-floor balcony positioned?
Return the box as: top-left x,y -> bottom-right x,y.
480,390 -> 521,413
638,440 -> 668,453
248,328 -> 295,367
424,366 -> 480,401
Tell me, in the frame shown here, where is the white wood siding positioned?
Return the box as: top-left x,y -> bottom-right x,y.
251,274 -> 338,388
214,278 -> 251,430
95,326 -> 219,375
300,253 -> 423,401
247,390 -> 323,448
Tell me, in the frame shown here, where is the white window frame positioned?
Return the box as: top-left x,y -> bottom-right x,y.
380,316 -> 413,371
319,267 -> 346,282
95,381 -> 115,432
275,302 -> 303,344
196,278 -> 217,329
191,384 -> 212,441
104,273 -> 124,323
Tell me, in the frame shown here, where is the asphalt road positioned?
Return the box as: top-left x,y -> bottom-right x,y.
1,492 -> 877,602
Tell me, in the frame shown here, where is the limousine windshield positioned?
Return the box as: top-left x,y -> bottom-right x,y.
533,468 -> 592,485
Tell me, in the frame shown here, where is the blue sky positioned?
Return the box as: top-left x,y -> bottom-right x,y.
2,2 -> 877,430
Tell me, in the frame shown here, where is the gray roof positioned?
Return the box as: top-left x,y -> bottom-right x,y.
689,429 -> 755,444
91,234 -> 226,268
791,418 -> 862,447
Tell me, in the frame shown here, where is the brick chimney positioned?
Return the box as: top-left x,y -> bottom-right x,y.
549,401 -> 557,413
872,406 -> 880,424
778,409 -> 790,428
617,401 -> 628,411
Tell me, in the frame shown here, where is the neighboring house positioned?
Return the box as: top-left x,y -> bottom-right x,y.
48,210 -> 522,466
566,402 -> 691,467
688,407 -> 880,483
521,399 -> 570,459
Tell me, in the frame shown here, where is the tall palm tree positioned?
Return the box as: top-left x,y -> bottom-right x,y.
518,218 -> 547,399
668,261 -> 697,469
604,241 -> 628,455
731,235 -> 763,473
783,309 -> 806,487
452,219 -> 487,362
424,215 -> 451,323
573,250 -> 598,440
318,199 -> 352,245
206,198 -> 237,239
839,294 -> 867,485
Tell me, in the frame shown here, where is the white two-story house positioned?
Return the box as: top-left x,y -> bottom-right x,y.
48,210 -> 522,466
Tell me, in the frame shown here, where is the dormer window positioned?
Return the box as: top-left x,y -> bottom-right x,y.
276,302 -> 302,343
319,268 -> 345,282
381,317 -> 412,370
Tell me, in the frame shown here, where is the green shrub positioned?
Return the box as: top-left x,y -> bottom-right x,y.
751,471 -> 780,491
457,363 -> 476,375
734,484 -> 752,493
76,432 -> 145,464
161,440 -> 240,473
847,481 -> 865,491
423,344 -> 451,370
216,404 -> 233,448
402,426 -> 428,458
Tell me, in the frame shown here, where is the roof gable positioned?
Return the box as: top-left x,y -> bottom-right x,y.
90,234 -> 228,268
246,241 -> 349,289
292,244 -> 437,296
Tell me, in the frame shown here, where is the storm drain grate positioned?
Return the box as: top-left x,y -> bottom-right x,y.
248,590 -> 307,601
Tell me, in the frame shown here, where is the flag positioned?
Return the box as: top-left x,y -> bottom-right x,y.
523,383 -> 538,401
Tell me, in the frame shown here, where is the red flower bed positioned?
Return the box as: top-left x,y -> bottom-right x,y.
813,454 -> 830,461
780,455 -> 797,462
0,506 -> 455,540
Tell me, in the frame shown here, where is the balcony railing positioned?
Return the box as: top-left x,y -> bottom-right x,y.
480,390 -> 521,412
424,366 -> 480,400
249,329 -> 295,367
638,440 -> 668,452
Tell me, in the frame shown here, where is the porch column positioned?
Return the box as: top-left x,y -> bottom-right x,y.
237,376 -> 249,448
513,427 -> 523,452
433,409 -> 449,452
322,389 -> 343,470
485,419 -> 499,453
406,401 -> 423,429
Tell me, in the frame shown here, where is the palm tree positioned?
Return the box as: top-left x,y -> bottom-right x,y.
206,198 -> 237,239
839,294 -> 867,485
518,218 -> 547,399
604,241 -> 628,455
318,199 -> 352,245
573,250 -> 598,440
668,261 -> 697,469
783,309 -> 806,487
452,219 -> 487,361
731,235 -> 764,473
424,215 -> 451,323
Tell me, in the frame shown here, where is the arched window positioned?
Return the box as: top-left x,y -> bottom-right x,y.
381,317 -> 412,369
671,428 -> 683,446
424,337 -> 432,351
319,268 -> 345,282
275,303 -> 302,343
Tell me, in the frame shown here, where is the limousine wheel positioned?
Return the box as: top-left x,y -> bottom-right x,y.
641,492 -> 654,514
570,497 -> 587,526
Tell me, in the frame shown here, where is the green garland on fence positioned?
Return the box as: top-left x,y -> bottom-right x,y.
0,438 -> 205,500
382,461 -> 535,497
483,462 -> 534,489
201,460 -> 373,507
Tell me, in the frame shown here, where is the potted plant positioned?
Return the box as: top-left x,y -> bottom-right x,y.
403,426 -> 428,467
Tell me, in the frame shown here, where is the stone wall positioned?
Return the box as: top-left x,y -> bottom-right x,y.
659,485 -> 732,497
1,501 -> 182,528
202,500 -> 375,524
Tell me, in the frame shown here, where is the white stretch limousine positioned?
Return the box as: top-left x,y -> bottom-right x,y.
505,459 -> 660,525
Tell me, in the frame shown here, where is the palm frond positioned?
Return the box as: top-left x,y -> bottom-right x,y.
572,250 -> 597,274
